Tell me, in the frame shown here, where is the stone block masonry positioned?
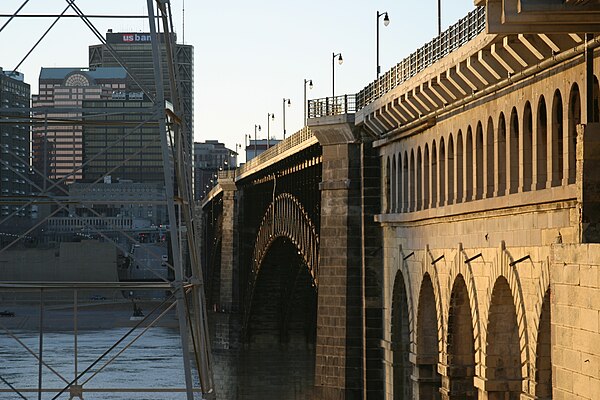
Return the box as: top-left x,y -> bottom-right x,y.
551,244 -> 600,400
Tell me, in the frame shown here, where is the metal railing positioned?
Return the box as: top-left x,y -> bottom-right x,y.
236,126 -> 315,176
307,94 -> 356,118
356,7 -> 486,110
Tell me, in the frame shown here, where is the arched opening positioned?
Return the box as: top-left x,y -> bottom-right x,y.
392,154 -> 397,212
497,113 -> 507,196
403,152 -> 409,212
509,107 -> 520,194
392,270 -> 413,400
417,274 -> 441,399
417,147 -> 423,211
398,152 -> 403,213
486,276 -> 522,400
466,127 -> 474,201
523,102 -> 533,192
535,289 -> 552,400
551,90 -> 564,187
385,157 -> 391,213
432,141 -> 438,208
424,145 -> 430,210
444,274 -> 476,399
475,122 -> 484,200
410,150 -> 416,212
486,117 -> 495,198
247,238 -> 317,345
537,96 -> 548,190
448,135 -> 455,205
439,138 -> 446,206
568,83 -> 580,184
456,131 -> 464,204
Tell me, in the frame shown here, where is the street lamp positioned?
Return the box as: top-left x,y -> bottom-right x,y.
438,0 -> 441,35
267,113 -> 275,148
254,124 -> 261,159
377,11 -> 390,80
282,98 -> 291,139
304,78 -> 313,126
332,52 -> 343,98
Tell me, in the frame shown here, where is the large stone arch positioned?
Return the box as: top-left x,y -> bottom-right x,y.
443,273 -> 477,400
486,246 -> 533,395
534,288 -> 552,400
485,276 -> 524,399
532,257 -> 552,399
416,272 -> 442,399
243,193 -> 319,337
392,267 -> 414,400
444,247 -> 483,370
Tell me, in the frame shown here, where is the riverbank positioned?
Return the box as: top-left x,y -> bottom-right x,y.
0,300 -> 179,331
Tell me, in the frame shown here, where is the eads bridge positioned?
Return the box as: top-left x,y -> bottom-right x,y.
200,3 -> 600,400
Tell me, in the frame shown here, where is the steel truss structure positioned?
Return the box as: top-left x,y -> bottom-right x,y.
0,1 -> 213,399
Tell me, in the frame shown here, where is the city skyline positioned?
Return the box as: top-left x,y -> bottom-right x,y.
1,0 -> 474,162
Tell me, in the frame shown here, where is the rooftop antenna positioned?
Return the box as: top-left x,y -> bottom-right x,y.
182,0 -> 185,44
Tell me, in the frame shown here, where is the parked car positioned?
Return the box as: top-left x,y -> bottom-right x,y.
90,295 -> 107,301
0,310 -> 15,317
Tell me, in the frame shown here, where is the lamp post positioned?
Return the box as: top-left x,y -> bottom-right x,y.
304,78 -> 313,126
376,11 -> 390,80
254,124 -> 261,159
332,52 -> 343,99
282,98 -> 291,139
438,0 -> 441,35
267,113 -> 275,148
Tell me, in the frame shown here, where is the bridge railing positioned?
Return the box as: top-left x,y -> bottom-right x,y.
236,126 -> 315,176
355,7 -> 485,110
307,94 -> 356,118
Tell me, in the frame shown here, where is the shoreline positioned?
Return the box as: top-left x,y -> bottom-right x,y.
0,300 -> 179,331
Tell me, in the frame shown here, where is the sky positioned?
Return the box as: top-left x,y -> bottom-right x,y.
1,0 -> 475,163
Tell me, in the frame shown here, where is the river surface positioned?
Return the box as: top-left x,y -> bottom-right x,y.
0,327 -> 315,400
0,327 -> 198,400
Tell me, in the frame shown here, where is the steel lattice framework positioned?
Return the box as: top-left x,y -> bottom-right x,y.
0,1 -> 213,399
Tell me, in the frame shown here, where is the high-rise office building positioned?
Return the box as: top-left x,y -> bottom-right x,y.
32,67 -> 127,184
193,140 -> 237,200
82,92 -> 163,183
89,31 -> 194,150
0,68 -> 30,217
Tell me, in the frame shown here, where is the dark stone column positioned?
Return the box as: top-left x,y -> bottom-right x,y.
309,114 -> 382,399
219,176 -> 238,311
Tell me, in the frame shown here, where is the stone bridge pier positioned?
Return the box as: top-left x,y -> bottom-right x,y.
309,114 -> 383,399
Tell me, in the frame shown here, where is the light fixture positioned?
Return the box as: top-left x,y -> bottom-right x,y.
377,11 -> 390,80
332,52 -> 343,98
283,98 -> 292,138
304,79 -> 313,125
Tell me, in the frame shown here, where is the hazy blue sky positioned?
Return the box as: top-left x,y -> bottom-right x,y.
1,0 -> 475,162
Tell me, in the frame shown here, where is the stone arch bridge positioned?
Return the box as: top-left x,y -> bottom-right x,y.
200,5 -> 600,399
